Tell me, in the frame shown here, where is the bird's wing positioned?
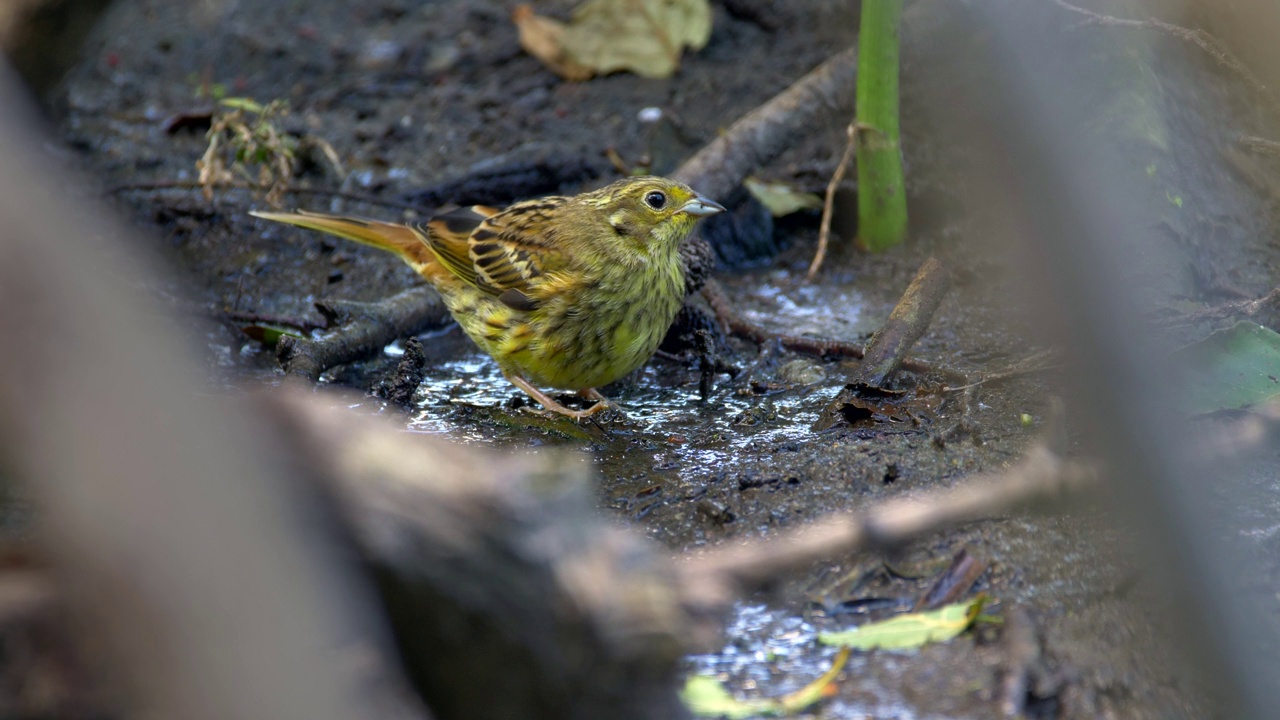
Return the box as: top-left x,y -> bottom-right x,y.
420,205 -> 501,288
424,198 -> 573,311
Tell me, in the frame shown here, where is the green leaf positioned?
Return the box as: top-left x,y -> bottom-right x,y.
220,97 -> 267,114
681,676 -> 771,719
744,177 -> 823,217
818,595 -> 987,650
680,647 -> 848,718
1173,321 -> 1280,412
775,647 -> 848,714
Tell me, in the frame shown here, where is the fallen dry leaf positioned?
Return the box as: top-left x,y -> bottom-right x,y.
513,5 -> 594,82
514,0 -> 712,81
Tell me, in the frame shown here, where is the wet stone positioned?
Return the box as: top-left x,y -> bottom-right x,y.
777,358 -> 826,385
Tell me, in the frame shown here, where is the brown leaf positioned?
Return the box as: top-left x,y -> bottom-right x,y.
514,0 -> 712,80
513,5 -> 595,81
567,0 -> 711,78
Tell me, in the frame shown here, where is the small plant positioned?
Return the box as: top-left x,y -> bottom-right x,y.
196,97 -> 342,207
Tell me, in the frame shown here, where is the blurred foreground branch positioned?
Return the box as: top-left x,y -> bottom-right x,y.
0,62 -> 427,720
266,391 -> 691,719
0,0 -> 114,98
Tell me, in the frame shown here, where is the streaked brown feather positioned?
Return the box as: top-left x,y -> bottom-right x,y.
421,197 -> 576,310
421,206 -> 495,287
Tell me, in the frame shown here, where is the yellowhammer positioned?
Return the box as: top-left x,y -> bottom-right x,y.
252,176 -> 724,418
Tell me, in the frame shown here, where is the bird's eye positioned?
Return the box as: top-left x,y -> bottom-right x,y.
644,191 -> 667,210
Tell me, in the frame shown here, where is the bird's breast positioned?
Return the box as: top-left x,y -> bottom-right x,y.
514,258 -> 685,390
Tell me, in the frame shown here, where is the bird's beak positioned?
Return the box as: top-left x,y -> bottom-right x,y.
680,195 -> 726,217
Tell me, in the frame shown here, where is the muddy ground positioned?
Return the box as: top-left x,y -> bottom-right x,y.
43,0 -> 1280,716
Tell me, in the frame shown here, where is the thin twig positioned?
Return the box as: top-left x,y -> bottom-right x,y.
108,180 -> 429,214
700,277 -> 967,381
1238,135 -> 1280,157
1051,0 -> 1273,104
942,349 -> 1058,392
1152,286 -> 1280,327
807,121 -> 859,280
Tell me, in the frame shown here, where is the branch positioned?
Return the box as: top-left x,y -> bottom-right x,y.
856,256 -> 952,386
672,46 -> 859,200
676,442 -> 1098,645
813,256 -> 954,429
276,285 -> 449,381
265,390 -> 691,720
0,68 -> 429,720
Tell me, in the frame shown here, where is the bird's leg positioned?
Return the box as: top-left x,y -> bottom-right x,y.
578,388 -> 608,403
504,373 -> 608,420
577,388 -> 612,414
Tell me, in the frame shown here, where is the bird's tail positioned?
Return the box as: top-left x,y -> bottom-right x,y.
250,210 -> 435,275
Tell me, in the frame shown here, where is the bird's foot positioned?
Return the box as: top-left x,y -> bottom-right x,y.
505,374 -> 610,421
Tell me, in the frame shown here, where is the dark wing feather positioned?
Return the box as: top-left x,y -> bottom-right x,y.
420,205 -> 500,287
421,199 -> 573,311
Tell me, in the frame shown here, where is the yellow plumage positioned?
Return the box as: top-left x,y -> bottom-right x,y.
251,176 -> 724,418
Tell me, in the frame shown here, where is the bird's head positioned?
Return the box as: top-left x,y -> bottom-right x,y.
583,177 -> 725,252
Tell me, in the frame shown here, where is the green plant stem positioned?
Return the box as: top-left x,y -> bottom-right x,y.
856,0 -> 908,251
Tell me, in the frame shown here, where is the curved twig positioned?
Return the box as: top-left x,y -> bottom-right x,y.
700,277 -> 964,381
807,121 -> 859,280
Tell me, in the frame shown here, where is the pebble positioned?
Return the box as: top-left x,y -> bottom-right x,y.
777,359 -> 826,385
358,39 -> 404,70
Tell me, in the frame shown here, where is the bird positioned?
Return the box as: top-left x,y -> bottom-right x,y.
251,176 -> 725,419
